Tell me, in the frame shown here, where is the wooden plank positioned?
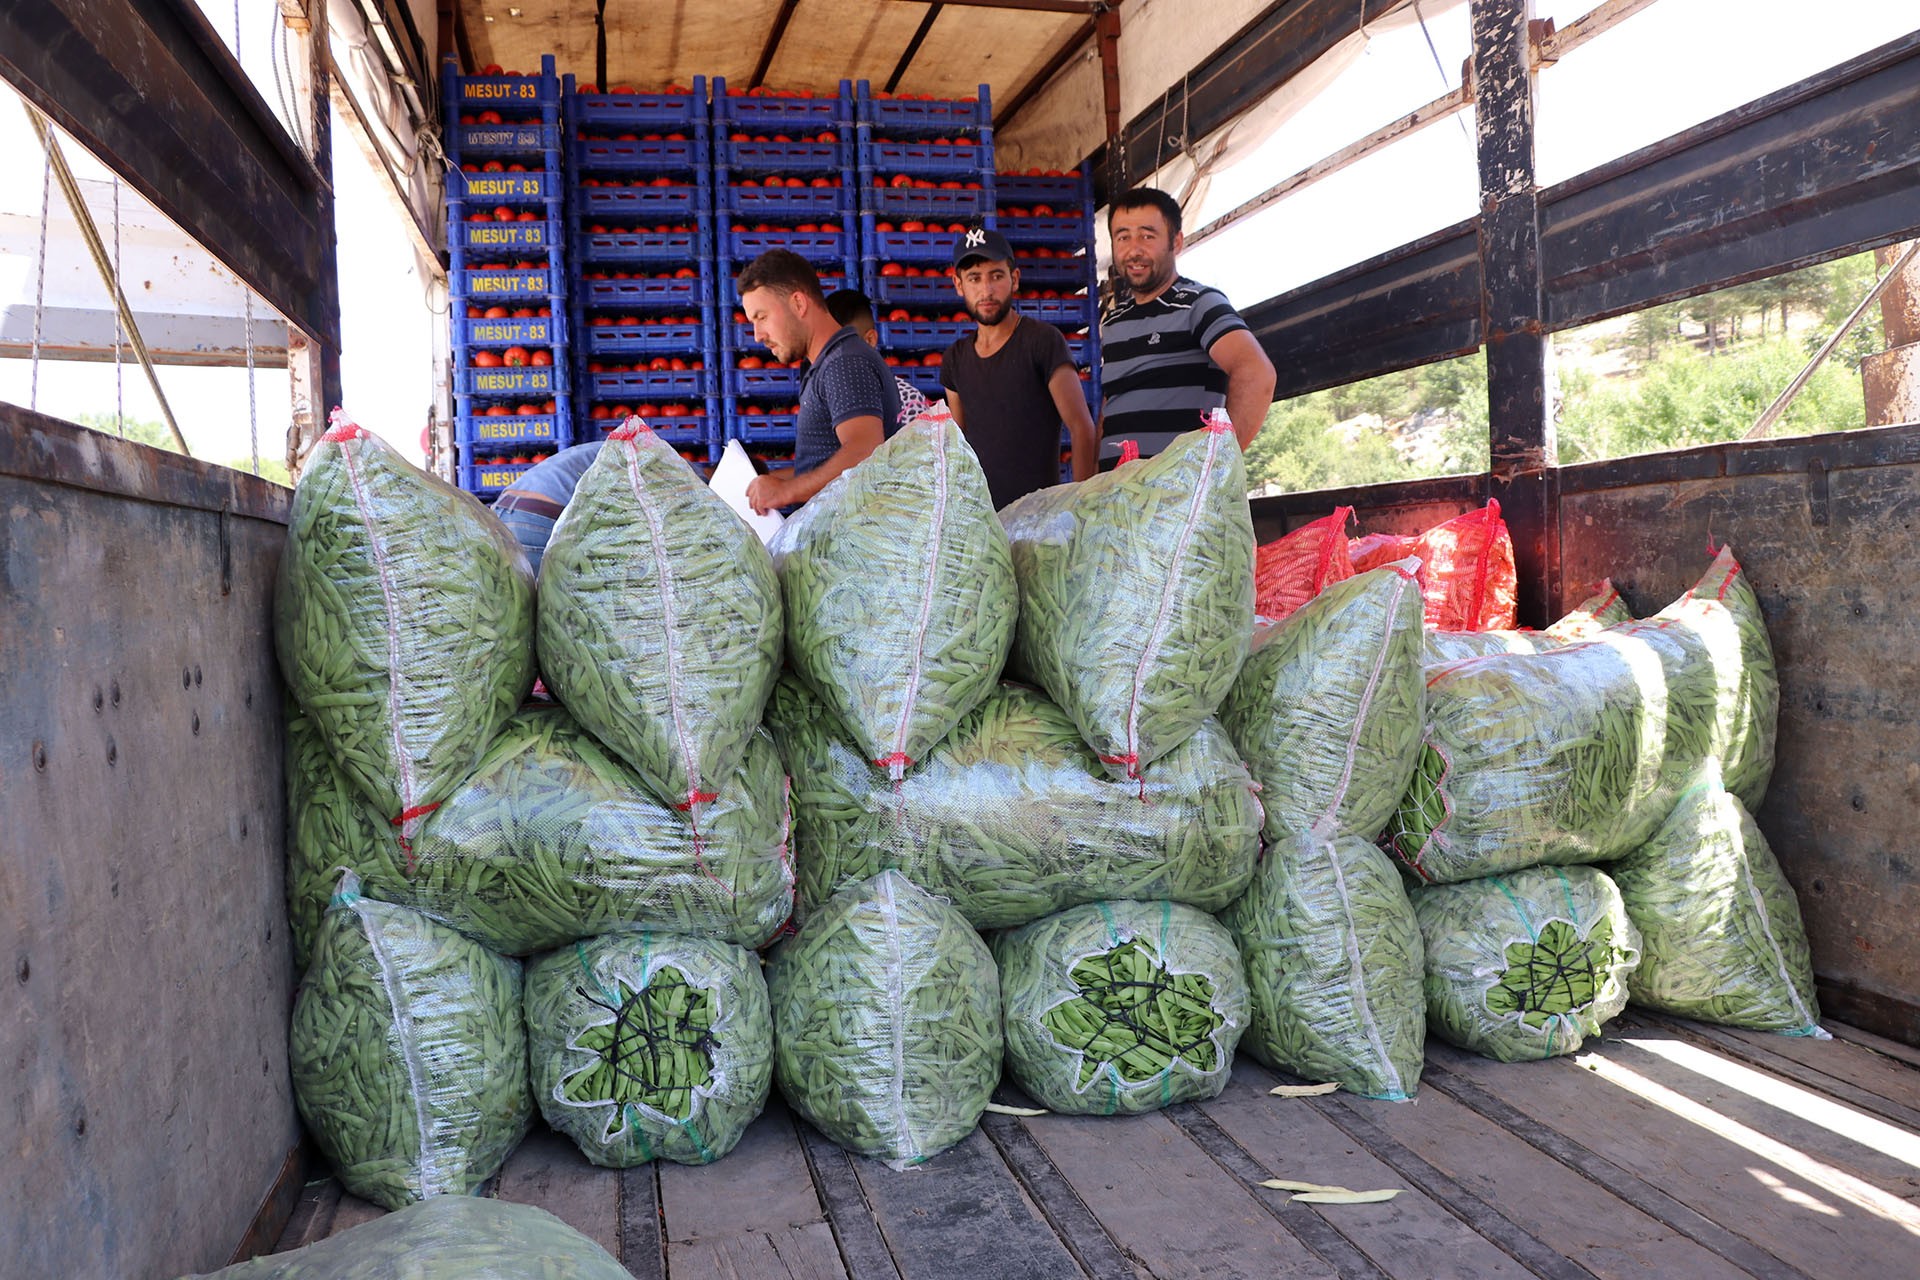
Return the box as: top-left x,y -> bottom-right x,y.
1425,1040 -> 1920,1277
1320,1069 -> 1757,1280
850,1125 -> 1088,1280
273,1179 -> 341,1251
1192,1063 -> 1536,1280
1833,1021 -> 1920,1071
620,1164 -> 668,1280
796,1119 -> 904,1280
329,1192 -> 386,1234
658,1096 -> 846,1279
1020,1107 -> 1329,1279
671,1222 -> 847,1280
979,1108 -> 1143,1280
491,1123 -> 622,1258
1629,1013 -> 1920,1131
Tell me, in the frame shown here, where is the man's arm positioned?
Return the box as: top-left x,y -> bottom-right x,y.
745,415 -> 885,514
1209,328 -> 1276,450
945,387 -> 965,430
1047,366 -> 1099,482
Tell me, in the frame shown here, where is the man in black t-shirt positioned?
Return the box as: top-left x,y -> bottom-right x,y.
940,228 -> 1098,508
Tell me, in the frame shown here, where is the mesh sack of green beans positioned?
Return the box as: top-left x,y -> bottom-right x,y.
391,707 -> 792,956
285,700 -> 410,972
537,421 -> 783,814
1001,422 -> 1254,783
1220,832 -> 1426,1100
993,900 -> 1247,1115
1624,546 -> 1778,809
765,674 -> 1260,930
767,870 -> 1001,1168
1218,561 -> 1424,843
525,931 -> 772,1168
290,872 -> 531,1210
1390,637 -> 1670,883
176,1195 -> 629,1279
275,415 -> 536,849
1422,580 -> 1632,666
1611,765 -> 1821,1035
769,408 -> 1016,782
1413,864 -> 1642,1062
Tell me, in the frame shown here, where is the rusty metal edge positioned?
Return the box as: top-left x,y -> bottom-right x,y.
0,402 -> 292,524
225,1142 -> 310,1265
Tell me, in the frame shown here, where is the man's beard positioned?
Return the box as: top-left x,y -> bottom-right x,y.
964,295 -> 1011,326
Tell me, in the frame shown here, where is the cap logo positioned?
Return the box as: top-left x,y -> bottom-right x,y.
965,228 -> 987,248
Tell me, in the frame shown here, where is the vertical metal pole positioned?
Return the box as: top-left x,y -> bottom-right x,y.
1097,8 -> 1124,188
1863,240 -> 1920,427
1471,0 -> 1556,624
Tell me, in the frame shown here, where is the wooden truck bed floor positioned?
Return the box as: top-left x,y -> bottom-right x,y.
274,1012 -> 1920,1279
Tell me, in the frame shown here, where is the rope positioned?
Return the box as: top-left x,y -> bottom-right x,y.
244,284 -> 259,475
31,129 -> 52,412
112,179 -> 124,435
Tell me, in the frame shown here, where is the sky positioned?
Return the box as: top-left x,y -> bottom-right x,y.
1,1 -> 1914,471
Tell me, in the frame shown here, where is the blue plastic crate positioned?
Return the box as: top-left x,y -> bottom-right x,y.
458,411 -> 569,450
452,121 -> 563,156
717,270 -> 848,307
713,78 -> 852,127
584,413 -> 715,450
1011,254 -> 1092,287
856,82 -> 991,133
576,185 -> 704,219
717,138 -> 846,173
577,224 -> 709,263
997,215 -> 1088,246
572,136 -> 706,174
447,55 -> 560,107
1066,335 -> 1093,367
718,180 -> 850,219
863,180 -> 994,219
458,265 -> 560,301
449,216 -> 563,252
586,368 -> 711,399
865,265 -> 959,305
995,172 -> 1087,204
894,365 -> 946,398
1014,296 -> 1094,326
726,365 -> 803,398
564,76 -> 706,127
583,317 -> 714,356
460,460 -> 537,496
859,135 -> 991,178
454,312 -> 566,348
454,363 -> 565,398
723,401 -> 800,444
874,319 -> 969,351
581,276 -> 710,309
862,217 -> 969,264
724,229 -> 853,263
452,170 -> 561,203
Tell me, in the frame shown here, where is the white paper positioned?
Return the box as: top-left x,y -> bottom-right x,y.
710,439 -> 784,544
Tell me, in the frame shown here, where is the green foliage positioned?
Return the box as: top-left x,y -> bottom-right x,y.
71,411 -> 289,484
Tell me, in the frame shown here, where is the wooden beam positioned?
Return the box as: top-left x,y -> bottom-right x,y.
1535,0 -> 1662,64
886,4 -> 944,94
1471,0 -> 1556,625
887,0 -> 1096,11
1096,6 -> 1121,161
750,0 -> 802,91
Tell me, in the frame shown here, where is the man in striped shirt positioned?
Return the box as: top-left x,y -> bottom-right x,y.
1099,186 -> 1276,462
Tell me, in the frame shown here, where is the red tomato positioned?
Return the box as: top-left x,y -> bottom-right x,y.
501,347 -> 530,367
530,350 -> 553,367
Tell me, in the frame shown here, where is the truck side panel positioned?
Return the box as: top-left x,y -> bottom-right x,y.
1,407 -> 300,1280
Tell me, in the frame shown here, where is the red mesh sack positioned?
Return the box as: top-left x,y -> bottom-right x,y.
1413,500 -> 1516,631
1254,507 -> 1354,622
1349,532 -> 1418,575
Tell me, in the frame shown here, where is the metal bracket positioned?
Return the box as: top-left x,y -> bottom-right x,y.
1808,457 -> 1831,527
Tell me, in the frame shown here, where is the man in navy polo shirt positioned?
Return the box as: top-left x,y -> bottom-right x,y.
737,250 -> 902,515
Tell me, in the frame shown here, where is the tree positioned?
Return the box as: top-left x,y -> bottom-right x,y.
69,411 -> 289,484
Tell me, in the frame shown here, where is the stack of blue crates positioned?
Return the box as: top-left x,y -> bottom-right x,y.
712,78 -> 857,470
444,55 -> 571,499
855,83 -> 996,406
997,166 -> 1102,479
563,76 -> 720,471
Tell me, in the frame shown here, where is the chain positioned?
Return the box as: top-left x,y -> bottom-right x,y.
245,283 -> 259,474
30,133 -> 52,412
